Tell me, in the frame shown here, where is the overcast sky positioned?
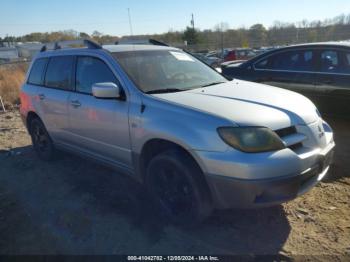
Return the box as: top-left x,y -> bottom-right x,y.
1,0 -> 350,38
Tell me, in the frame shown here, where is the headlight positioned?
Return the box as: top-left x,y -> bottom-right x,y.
217,127 -> 285,153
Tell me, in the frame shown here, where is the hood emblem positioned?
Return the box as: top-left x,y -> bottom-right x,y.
318,125 -> 325,138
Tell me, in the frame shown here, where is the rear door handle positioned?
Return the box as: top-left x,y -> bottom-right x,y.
70,100 -> 81,108
38,94 -> 45,100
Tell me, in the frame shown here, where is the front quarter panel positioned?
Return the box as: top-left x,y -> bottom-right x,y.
131,95 -> 233,154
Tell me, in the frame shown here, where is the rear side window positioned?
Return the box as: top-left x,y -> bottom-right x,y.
255,50 -> 314,72
343,52 -> 350,74
76,56 -> 117,94
27,58 -> 48,85
44,56 -> 74,90
320,50 -> 338,72
346,53 -> 350,65
319,50 -> 350,74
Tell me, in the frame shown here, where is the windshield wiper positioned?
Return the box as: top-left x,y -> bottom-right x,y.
201,81 -> 226,87
146,88 -> 184,94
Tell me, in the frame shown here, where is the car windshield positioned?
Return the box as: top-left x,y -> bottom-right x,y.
112,50 -> 227,93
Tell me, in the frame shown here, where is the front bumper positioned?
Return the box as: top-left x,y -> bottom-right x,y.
197,141 -> 335,209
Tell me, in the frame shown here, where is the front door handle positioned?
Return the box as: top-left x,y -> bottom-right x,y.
70,100 -> 81,108
38,94 -> 45,100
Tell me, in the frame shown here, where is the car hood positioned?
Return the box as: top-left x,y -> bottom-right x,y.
153,80 -> 319,130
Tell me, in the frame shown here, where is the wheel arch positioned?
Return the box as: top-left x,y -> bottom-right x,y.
137,138 -> 213,201
26,111 -> 42,132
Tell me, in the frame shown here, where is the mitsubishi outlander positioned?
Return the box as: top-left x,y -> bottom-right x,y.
20,40 -> 335,222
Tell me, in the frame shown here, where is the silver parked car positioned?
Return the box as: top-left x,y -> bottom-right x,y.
191,52 -> 222,68
20,40 -> 335,223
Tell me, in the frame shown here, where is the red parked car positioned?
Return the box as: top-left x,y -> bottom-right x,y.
223,48 -> 256,62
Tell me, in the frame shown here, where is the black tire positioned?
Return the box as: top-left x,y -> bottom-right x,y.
146,150 -> 212,224
29,118 -> 55,161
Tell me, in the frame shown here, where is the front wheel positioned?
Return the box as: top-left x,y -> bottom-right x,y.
29,118 -> 55,161
146,150 -> 212,224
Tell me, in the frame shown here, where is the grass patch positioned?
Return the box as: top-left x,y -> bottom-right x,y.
0,63 -> 28,108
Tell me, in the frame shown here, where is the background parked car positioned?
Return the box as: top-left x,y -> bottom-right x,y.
222,48 -> 256,62
191,52 -> 222,67
206,48 -> 256,63
221,42 -> 350,117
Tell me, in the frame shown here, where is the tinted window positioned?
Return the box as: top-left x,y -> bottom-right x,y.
320,50 -> 350,74
343,52 -> 350,74
346,53 -> 350,65
255,58 -> 269,69
28,58 -> 48,85
76,57 -> 117,94
44,56 -> 74,90
320,50 -> 338,72
255,50 -> 314,71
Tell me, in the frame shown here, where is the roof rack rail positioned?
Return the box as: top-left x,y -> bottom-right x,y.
148,39 -> 169,46
115,38 -> 169,47
40,39 -> 102,52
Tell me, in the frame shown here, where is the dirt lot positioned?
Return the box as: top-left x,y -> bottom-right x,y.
0,110 -> 349,258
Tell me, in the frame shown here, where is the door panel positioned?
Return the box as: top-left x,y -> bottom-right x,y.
36,56 -> 74,143
66,55 -> 132,167
253,49 -> 318,102
67,93 -> 131,167
254,69 -> 316,98
313,49 -> 350,116
35,86 -> 71,142
314,74 -> 350,116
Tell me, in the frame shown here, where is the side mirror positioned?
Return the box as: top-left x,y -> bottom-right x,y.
92,82 -> 121,99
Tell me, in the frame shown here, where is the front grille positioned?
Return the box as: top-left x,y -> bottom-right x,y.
288,142 -> 303,151
275,126 -> 297,138
275,126 -> 305,151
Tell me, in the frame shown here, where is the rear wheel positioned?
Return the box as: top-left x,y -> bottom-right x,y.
146,150 -> 212,224
29,118 -> 55,161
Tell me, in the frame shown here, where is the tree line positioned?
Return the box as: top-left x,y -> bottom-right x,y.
1,13 -> 350,51
0,30 -> 119,46
158,13 -> 350,51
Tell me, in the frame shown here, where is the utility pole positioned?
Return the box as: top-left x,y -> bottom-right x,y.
221,23 -> 224,55
127,8 -> 133,36
191,13 -> 195,30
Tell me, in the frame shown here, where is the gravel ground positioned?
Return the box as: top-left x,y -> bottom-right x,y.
0,110 -> 349,259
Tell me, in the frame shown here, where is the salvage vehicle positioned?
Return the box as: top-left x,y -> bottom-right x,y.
221,42 -> 350,117
20,40 -> 335,223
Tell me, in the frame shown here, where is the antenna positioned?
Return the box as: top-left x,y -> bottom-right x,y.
128,8 -> 134,36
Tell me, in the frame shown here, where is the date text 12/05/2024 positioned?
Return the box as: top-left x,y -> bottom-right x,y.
127,256 -> 219,261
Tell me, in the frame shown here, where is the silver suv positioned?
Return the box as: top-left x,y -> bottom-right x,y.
20,40 -> 335,222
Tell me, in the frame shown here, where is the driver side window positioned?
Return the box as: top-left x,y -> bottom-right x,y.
76,56 -> 118,94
